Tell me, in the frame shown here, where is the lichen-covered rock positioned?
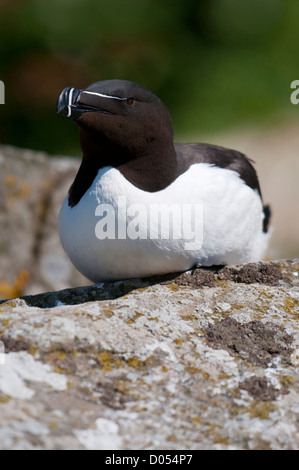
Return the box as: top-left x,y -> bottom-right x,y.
0,145 -> 90,300
0,259 -> 298,450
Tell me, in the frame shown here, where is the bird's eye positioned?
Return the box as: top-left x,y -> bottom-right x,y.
125,97 -> 134,106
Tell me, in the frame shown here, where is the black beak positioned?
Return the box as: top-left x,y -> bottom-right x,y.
57,87 -> 113,121
56,87 -> 82,121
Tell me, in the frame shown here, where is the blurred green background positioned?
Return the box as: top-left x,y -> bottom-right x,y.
0,0 -> 298,156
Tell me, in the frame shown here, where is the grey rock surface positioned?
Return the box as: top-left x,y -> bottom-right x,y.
0,145 -> 90,300
0,259 -> 298,450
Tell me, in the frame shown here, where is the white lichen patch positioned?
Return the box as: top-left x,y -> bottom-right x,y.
74,418 -> 122,450
0,351 -> 67,399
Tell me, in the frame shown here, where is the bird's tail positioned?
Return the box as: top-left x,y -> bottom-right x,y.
263,204 -> 271,233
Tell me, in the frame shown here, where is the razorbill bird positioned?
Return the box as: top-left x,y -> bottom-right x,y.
56,79 -> 271,282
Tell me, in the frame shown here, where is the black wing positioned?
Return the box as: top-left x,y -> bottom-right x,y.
175,143 -> 271,233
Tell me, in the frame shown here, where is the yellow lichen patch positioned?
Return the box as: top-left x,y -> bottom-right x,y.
49,422 -> 58,429
283,296 -> 299,315
173,338 -> 183,345
5,173 -> 31,206
127,356 -> 144,369
231,304 -> 245,310
248,402 -> 276,420
201,371 -> 211,380
18,183 -> 31,198
102,308 -> 115,317
126,310 -> 144,324
229,387 -> 242,400
279,375 -> 296,388
192,416 -> 201,425
230,405 -> 243,416
259,290 -> 274,300
53,365 -> 65,374
166,435 -> 180,443
192,327 -> 204,336
0,395 -> 10,404
54,351 -> 67,360
166,284 -> 180,292
214,279 -> 230,287
214,436 -> 229,445
131,405 -> 148,413
35,198 -> 49,220
218,373 -> 231,380
115,378 -> 132,395
5,174 -> 16,186
0,270 -> 30,300
185,365 -> 202,374
28,345 -> 37,356
181,313 -> 198,321
99,351 -> 113,370
47,350 -> 69,374
99,351 -> 123,371
186,366 -> 214,381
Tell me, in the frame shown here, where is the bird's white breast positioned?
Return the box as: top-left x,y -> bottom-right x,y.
58,164 -> 269,282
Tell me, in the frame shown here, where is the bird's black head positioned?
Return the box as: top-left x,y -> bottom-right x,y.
57,79 -> 174,159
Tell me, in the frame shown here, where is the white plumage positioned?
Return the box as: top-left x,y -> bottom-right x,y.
58,162 -> 269,282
